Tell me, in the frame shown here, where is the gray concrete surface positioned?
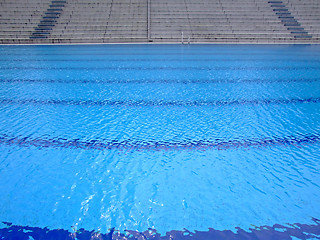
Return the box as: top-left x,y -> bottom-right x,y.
0,0 -> 319,44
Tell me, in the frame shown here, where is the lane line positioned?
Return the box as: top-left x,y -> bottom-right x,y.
0,133 -> 319,151
0,97 -> 319,107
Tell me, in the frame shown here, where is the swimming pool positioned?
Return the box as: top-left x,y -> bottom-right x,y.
0,44 -> 320,239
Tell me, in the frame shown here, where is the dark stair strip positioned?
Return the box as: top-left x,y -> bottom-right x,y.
268,1 -> 312,39
30,0 -> 66,39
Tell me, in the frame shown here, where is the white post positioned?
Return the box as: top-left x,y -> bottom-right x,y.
188,36 -> 190,44
181,31 -> 184,44
147,0 -> 151,41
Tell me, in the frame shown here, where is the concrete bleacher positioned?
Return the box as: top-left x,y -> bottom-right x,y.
150,0 -> 290,42
0,0 -> 51,43
49,0 -> 148,43
0,0 -> 319,44
284,0 -> 320,40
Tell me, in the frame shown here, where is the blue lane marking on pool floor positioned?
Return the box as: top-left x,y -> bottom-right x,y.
0,133 -> 319,151
0,78 -> 319,83
1,66 -> 320,70
0,97 -> 319,107
1,58 -> 320,62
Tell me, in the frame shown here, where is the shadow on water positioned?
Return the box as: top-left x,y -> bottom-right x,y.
1,218 -> 320,240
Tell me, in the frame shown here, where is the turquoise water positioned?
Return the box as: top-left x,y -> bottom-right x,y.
0,44 -> 320,236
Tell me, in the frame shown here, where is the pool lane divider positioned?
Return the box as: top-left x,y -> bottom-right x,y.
0,97 -> 319,107
0,78 -> 319,84
1,66 -> 320,70
0,133 -> 319,151
1,218 -> 320,240
1,58 -> 320,62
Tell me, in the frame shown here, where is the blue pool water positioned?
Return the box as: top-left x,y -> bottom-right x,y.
0,44 -> 320,239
